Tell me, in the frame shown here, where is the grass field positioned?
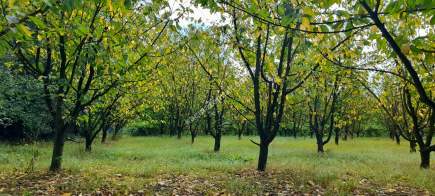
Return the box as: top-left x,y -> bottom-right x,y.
0,136 -> 434,195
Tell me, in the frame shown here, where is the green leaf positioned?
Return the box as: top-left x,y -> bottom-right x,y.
124,0 -> 132,9
282,16 -> 292,26
303,7 -> 314,17
29,16 -> 46,29
64,0 -> 76,10
320,25 -> 329,33
277,5 -> 286,16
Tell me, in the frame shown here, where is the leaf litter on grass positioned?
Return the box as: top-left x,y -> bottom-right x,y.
0,169 -> 432,195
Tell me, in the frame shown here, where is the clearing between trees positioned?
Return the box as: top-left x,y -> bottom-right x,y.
0,136 -> 433,195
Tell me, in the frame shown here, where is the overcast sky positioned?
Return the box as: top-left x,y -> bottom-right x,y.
167,0 -> 226,27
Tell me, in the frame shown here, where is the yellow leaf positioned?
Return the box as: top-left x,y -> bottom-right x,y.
16,24 -> 32,37
107,0 -> 113,12
370,26 -> 378,33
303,7 -> 314,16
8,0 -> 15,8
301,17 -> 311,31
401,43 -> 410,55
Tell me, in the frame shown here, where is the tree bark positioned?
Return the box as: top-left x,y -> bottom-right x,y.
85,137 -> 92,152
177,127 -> 182,139
335,128 -> 339,145
101,128 -> 108,144
410,141 -> 417,153
49,123 -> 65,171
394,130 -> 400,145
213,134 -> 221,152
257,143 -> 269,171
315,132 -> 324,153
293,128 -> 297,138
419,150 -> 430,169
191,131 -> 196,144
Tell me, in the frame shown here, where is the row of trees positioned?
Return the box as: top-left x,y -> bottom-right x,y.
0,0 -> 433,172
0,0 -> 181,171
193,0 -> 434,170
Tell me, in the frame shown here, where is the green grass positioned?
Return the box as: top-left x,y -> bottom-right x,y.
0,136 -> 434,194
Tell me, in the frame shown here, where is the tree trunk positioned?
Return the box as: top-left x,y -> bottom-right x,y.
257,143 -> 269,171
112,128 -> 120,140
205,114 -> 212,135
293,128 -> 297,138
315,133 -> 324,153
177,127 -> 182,139
335,128 -> 339,145
410,141 -> 417,152
343,126 -> 348,141
49,124 -> 65,171
213,134 -> 221,152
394,131 -> 400,145
419,150 -> 430,169
191,132 -> 196,144
101,128 -> 108,144
85,136 -> 92,152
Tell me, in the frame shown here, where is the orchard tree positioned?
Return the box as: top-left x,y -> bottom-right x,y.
0,0 -> 173,171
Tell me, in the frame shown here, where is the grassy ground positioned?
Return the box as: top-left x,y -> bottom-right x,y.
0,136 -> 434,195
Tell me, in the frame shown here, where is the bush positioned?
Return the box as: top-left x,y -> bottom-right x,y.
0,68 -> 53,142
363,127 -> 385,137
125,121 -> 163,136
